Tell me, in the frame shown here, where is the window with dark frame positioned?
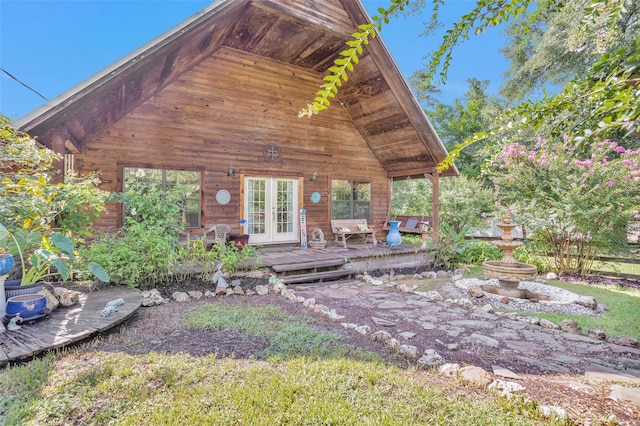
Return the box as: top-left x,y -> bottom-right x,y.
330,180 -> 371,221
123,167 -> 201,228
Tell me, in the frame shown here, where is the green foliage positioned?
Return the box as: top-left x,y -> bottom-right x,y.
0,119 -> 107,238
392,175 -> 496,235
489,138 -> 640,275
432,222 -> 473,269
208,242 -> 260,277
500,0 -> 639,102
82,191 -> 186,288
0,118 -> 109,284
459,240 -> 503,265
426,78 -> 503,178
437,1 -> 640,173
513,242 -> 553,272
183,303 -> 351,361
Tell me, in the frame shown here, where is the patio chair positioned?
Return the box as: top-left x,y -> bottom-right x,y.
203,224 -> 231,249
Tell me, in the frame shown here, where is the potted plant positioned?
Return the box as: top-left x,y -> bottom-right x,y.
0,251 -> 15,275
0,223 -> 109,298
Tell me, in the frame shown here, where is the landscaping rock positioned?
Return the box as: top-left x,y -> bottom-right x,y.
539,318 -> 559,329
371,330 -> 393,344
187,291 -> 203,300
424,291 -> 444,301
171,291 -> 190,302
588,329 -> 606,340
418,349 -> 444,367
488,380 -> 526,398
609,385 -> 640,405
398,344 -> 419,359
399,331 -> 416,340
480,304 -> 494,314
233,286 -> 245,295
459,366 -> 493,386
436,270 -> 449,279
539,405 -> 568,421
371,316 -> 397,327
254,285 -> 269,296
141,289 -> 166,306
438,363 -> 460,376
575,295 -> 597,310
467,285 -> 484,298
354,325 -> 370,335
559,319 -> 581,334
38,288 -> 60,310
53,287 -> 80,307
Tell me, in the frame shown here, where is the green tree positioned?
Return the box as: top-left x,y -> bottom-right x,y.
500,0 -> 640,102
426,78 -> 502,177
489,138 -> 640,275
0,115 -> 109,282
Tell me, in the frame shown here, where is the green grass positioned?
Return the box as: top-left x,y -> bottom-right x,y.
519,279 -> 640,340
0,351 -> 562,426
182,303 -> 377,361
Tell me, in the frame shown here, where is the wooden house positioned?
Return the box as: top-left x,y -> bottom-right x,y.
14,0 -> 457,247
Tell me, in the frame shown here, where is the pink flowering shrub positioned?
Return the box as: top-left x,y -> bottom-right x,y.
490,139 -> 640,275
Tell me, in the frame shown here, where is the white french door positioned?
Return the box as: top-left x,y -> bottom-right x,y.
244,177 -> 299,244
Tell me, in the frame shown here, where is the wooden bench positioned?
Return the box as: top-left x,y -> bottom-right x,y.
383,215 -> 431,235
331,219 -> 377,248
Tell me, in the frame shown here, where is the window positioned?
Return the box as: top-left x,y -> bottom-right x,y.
123,167 -> 201,228
331,180 -> 371,221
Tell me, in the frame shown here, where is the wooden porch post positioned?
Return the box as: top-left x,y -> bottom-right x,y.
49,129 -> 66,183
427,172 -> 440,244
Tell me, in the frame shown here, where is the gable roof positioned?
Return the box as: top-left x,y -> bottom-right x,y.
14,0 -> 457,177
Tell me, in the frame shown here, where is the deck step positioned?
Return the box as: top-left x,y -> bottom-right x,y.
280,269 -> 354,284
272,258 -> 347,273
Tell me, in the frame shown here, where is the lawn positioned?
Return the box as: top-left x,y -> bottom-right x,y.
1,352 -> 560,425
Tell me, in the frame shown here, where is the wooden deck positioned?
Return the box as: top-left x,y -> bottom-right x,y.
0,286 -> 141,367
256,243 -> 433,270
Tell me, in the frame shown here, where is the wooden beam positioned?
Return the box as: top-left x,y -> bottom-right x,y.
386,167 -> 437,179
426,172 -> 440,244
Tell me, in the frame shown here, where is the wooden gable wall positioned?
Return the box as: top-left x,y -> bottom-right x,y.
84,47 -> 390,237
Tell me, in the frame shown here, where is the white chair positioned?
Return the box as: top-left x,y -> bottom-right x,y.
203,224 -> 231,248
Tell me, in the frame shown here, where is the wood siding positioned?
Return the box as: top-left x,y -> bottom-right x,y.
83,47 -> 390,240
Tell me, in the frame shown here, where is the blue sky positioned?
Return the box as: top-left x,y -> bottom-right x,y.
0,0 -> 508,121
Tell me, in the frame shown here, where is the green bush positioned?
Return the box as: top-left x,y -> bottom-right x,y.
82,191 -> 185,288
513,242 -> 552,273
459,240 -> 502,265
